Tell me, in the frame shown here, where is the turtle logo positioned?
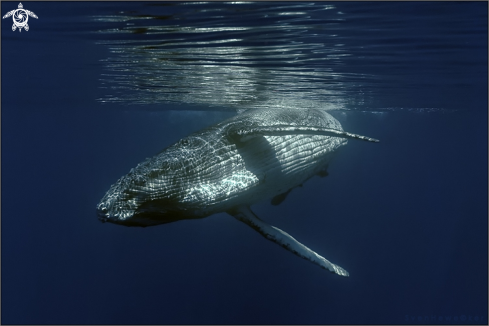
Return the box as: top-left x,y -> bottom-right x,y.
2,3 -> 38,32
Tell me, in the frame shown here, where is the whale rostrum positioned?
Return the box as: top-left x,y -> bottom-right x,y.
97,108 -> 379,276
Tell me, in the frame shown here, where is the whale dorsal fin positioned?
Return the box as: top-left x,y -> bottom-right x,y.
227,205 -> 349,276
227,124 -> 379,143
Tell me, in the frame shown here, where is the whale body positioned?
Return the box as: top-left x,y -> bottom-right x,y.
97,108 -> 378,276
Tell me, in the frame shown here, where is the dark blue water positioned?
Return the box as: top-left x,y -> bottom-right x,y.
2,2 -> 487,324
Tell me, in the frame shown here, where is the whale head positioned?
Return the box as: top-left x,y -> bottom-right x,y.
96,192 -> 195,227
96,140 -> 206,227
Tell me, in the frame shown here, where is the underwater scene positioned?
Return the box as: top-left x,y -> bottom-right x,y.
1,1 -> 487,324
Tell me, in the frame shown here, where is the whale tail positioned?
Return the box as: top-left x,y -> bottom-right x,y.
227,205 -> 349,276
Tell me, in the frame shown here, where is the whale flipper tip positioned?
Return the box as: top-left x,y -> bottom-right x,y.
228,205 -> 349,276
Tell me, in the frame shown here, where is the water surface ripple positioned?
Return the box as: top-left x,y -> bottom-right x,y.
93,2 -> 486,112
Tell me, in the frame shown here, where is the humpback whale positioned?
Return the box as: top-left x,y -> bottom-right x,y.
97,108 -> 378,276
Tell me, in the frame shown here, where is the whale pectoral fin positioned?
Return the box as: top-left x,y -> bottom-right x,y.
227,124 -> 379,143
270,189 -> 292,206
227,205 -> 349,276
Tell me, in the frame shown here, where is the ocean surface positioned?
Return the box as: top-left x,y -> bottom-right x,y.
1,1 -> 487,324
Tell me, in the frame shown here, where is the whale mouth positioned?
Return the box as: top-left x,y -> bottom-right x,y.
95,206 -> 183,227
96,208 -> 151,227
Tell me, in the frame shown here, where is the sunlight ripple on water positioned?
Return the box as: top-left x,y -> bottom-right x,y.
92,2 -> 486,113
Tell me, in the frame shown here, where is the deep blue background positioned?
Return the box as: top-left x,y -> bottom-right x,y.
2,2 -> 487,324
